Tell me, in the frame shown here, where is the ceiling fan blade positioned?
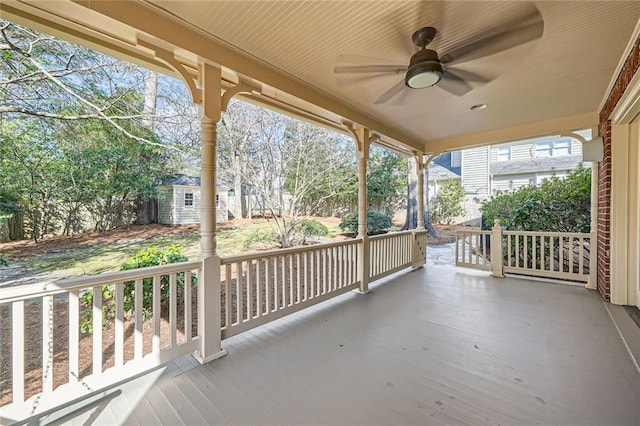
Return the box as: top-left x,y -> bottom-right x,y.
444,67 -> 489,83
375,79 -> 406,104
334,65 -> 408,74
440,14 -> 543,65
439,70 -> 473,96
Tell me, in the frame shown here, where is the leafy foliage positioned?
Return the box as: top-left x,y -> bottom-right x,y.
80,245 -> 190,332
294,219 -> 329,244
482,165 -> 591,232
339,209 -> 392,236
429,179 -> 466,224
0,254 -> 8,267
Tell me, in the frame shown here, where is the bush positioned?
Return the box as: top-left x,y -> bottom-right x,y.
294,219 -> 329,244
0,253 -> 7,267
429,179 -> 466,224
339,209 -> 392,236
80,245 -> 191,332
244,228 -> 279,249
482,165 -> 591,233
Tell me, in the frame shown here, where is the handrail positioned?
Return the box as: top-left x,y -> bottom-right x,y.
503,230 -> 590,238
369,230 -> 417,241
220,238 -> 362,264
0,260 -> 202,303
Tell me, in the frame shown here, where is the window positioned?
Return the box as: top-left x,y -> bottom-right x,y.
553,139 -> 571,156
535,141 -> 552,157
496,146 -> 510,161
535,138 -> 572,157
184,192 -> 194,207
450,151 -> 461,168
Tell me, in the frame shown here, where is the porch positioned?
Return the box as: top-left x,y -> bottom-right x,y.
10,265 -> 640,425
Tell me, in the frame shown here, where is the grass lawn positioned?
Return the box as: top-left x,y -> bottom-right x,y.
14,218 -> 344,279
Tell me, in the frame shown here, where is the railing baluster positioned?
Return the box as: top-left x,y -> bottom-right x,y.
256,260 -> 262,316
153,275 -> 160,353
170,272 -> 177,347
115,282 -> 124,367
246,262 -> 253,320
12,300 -> 25,403
93,286 -> 103,374
236,261 -> 243,322
225,263 -> 232,326
69,290 -> 79,383
134,278 -> 143,360
559,236 -> 565,273
296,253 -> 302,302
42,295 -> 53,394
185,271 -> 192,341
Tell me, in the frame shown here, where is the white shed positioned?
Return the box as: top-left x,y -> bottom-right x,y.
157,175 -> 229,225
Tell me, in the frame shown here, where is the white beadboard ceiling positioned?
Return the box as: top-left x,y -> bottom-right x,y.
6,0 -> 640,150
141,1 -> 640,145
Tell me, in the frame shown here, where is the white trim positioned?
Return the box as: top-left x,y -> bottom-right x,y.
599,19 -> 640,114
609,66 -> 640,306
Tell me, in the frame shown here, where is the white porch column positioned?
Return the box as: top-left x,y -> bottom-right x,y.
355,127 -> 371,294
416,152 -> 425,230
195,63 -> 226,363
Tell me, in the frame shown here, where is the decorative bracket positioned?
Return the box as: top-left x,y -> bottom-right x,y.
221,83 -> 259,112
137,38 -> 202,104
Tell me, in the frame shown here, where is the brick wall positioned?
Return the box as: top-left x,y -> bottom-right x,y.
597,35 -> 640,301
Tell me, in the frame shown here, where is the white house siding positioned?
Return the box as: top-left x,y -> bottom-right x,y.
173,186 -> 201,224
461,147 -> 489,196
157,187 -> 174,225
491,174 -> 536,192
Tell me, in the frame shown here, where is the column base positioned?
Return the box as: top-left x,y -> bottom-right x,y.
193,348 -> 228,365
353,288 -> 371,295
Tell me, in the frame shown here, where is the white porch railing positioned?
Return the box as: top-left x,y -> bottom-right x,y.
1,231 -> 427,413
455,226 -> 595,284
220,239 -> 360,339
503,231 -> 593,282
369,230 -> 428,281
0,261 -> 201,409
454,230 -> 492,271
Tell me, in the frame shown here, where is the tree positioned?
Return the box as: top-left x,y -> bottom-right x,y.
481,165 -> 591,232
429,179 -> 466,224
0,21 -> 197,240
402,156 -> 437,235
218,101 -> 354,247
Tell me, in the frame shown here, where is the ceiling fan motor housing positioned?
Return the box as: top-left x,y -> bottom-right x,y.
405,49 -> 444,89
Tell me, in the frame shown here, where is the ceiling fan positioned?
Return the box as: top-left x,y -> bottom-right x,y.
333,8 -> 544,104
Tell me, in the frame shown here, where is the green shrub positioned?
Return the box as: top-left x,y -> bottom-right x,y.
0,253 -> 8,267
243,228 -> 279,249
482,165 -> 591,233
429,179 -> 466,224
339,209 -> 392,236
294,219 -> 329,244
80,245 -> 191,333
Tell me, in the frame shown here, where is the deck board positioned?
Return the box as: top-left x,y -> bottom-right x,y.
15,265 -> 640,424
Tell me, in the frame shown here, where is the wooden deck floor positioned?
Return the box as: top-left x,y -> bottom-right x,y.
16,266 -> 640,425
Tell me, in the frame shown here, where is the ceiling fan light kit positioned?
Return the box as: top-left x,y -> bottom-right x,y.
405,48 -> 443,89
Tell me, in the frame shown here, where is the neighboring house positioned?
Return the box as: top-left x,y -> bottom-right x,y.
157,175 -> 229,225
426,151 -> 461,202
428,130 -> 592,223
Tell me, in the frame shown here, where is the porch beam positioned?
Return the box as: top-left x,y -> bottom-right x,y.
68,0 -> 424,152
425,112 -> 598,154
